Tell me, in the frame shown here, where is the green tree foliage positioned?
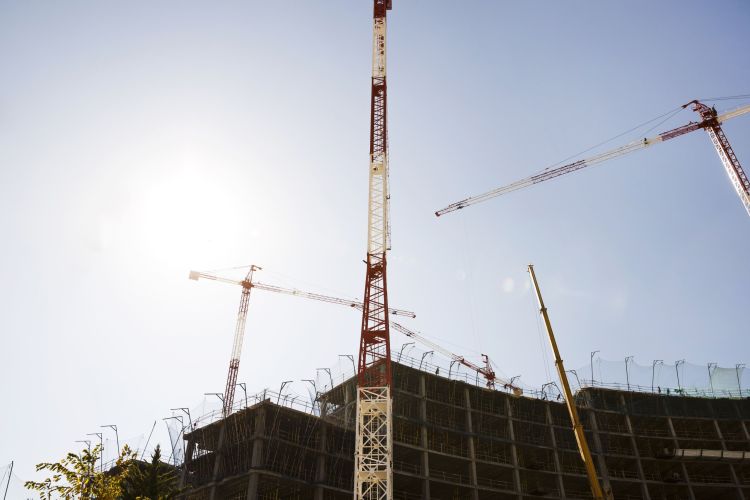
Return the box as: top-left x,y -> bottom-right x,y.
25,444 -> 135,499
121,445 -> 180,500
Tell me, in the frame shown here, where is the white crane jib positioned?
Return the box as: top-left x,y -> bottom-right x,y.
435,101 -> 750,217
189,266 -> 414,418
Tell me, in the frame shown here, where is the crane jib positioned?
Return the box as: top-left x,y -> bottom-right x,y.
530,159 -> 587,185
435,100 -> 750,217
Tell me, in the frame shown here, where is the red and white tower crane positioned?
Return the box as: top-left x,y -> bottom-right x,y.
435,100 -> 750,217
356,1 -> 394,498
189,267 -> 413,418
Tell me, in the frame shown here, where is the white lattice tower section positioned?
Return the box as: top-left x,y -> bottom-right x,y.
355,387 -> 392,500
367,8 -> 389,257
355,1 -> 393,499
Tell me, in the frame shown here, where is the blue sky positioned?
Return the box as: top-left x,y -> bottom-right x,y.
1,0 -> 749,483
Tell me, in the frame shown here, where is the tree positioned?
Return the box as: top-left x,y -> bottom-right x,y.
25,444 -> 134,499
121,445 -> 180,500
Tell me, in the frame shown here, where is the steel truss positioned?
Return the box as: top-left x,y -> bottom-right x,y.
356,1 -> 394,499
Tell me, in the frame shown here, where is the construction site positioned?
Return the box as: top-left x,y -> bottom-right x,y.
4,1 -> 750,499
170,1 -> 750,500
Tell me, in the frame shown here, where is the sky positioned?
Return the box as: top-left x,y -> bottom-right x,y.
1,0 -> 749,485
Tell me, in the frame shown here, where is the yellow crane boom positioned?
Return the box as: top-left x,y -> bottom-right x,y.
528,264 -> 609,500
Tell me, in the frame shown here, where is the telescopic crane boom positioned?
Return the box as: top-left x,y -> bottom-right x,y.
436,101 -> 750,217
189,267 -> 414,418
528,264 -> 610,500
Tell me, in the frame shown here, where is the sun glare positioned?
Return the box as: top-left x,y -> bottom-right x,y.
127,167 -> 243,266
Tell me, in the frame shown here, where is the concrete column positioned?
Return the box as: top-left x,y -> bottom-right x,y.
581,393 -> 613,499
464,387 -> 479,500
544,405 -> 566,499
419,374 -> 431,499
246,407 -> 266,500
713,417 -> 725,443
208,423 -> 227,500
314,420 -> 328,500
665,416 -> 696,500
713,419 -> 746,500
619,395 -> 651,500
741,419 -> 750,441
504,397 -> 523,500
342,381 -> 353,427
180,437 -> 195,490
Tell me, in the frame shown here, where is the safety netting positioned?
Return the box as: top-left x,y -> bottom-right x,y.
571,357 -> 748,397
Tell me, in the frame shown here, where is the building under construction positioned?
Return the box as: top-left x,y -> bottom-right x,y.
175,0 -> 750,494
177,359 -> 750,500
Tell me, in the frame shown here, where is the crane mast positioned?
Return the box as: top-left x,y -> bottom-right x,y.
690,101 -> 750,215
222,265 -> 259,418
356,1 -> 394,499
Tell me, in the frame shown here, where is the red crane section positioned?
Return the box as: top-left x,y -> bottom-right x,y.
358,0 -> 393,390
355,1 -> 394,497
221,265 -> 258,418
690,101 -> 750,215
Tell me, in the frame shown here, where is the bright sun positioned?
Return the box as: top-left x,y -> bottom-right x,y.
126,166 -> 243,266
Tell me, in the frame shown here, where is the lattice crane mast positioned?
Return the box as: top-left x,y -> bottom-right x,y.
356,0 -> 394,498
390,322 -> 522,394
436,100 -> 750,217
189,267 -> 414,418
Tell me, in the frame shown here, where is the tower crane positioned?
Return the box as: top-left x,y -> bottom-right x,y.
189,267 -> 414,418
436,100 -> 750,217
390,321 -> 522,394
356,1 -> 395,499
